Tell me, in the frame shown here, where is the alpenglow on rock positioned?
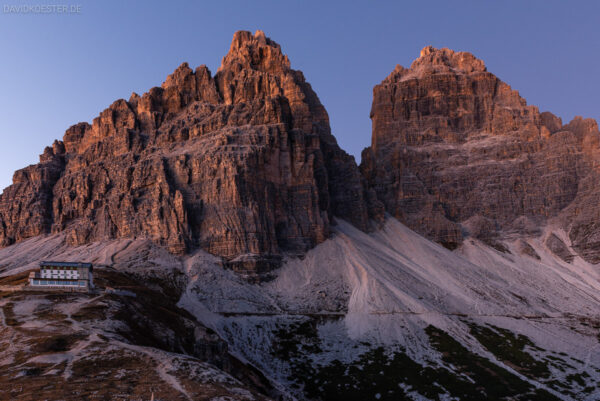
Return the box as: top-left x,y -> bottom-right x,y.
361,46 -> 600,260
0,30 -> 372,275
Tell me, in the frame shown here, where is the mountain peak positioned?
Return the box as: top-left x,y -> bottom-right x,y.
413,46 -> 486,72
365,42 -> 600,264
219,30 -> 290,74
385,46 -> 487,84
419,45 -> 436,57
161,61 -> 194,90
0,29 -> 369,276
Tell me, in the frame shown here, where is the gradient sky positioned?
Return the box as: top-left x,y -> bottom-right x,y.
0,0 -> 599,191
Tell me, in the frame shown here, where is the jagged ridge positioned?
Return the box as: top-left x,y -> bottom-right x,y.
361,46 -> 600,261
0,30 -> 374,276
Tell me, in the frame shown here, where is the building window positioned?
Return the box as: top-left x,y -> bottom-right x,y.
33,280 -> 39,285
79,281 -> 86,286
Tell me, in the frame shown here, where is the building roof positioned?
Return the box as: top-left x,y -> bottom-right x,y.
40,261 -> 93,270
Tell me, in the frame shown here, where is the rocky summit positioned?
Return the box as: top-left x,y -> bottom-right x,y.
2,33 -> 600,401
361,46 -> 600,260
0,30 -> 373,276
3,38 -> 600,267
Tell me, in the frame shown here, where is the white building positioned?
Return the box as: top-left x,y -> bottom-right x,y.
28,261 -> 94,290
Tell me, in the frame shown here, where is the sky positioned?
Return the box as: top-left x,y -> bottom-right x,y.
0,0 -> 599,191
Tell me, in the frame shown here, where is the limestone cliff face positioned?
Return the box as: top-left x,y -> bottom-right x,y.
5,38 -> 600,269
362,46 -> 600,261
0,30 -> 370,275
0,141 -> 65,244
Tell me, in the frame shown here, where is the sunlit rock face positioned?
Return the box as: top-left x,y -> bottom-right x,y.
0,30 -> 371,275
361,46 -> 600,258
4,36 -> 600,272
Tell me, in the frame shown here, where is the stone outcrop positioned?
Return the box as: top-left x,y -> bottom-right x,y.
5,37 -> 600,268
0,30 -> 371,275
362,46 -> 600,261
516,239 -> 540,260
0,141 -> 65,246
545,233 -> 575,263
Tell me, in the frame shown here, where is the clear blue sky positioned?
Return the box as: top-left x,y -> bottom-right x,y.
1,0 -> 599,191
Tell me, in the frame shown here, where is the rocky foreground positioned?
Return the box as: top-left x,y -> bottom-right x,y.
1,217 -> 599,400
1,31 -> 600,400
0,238 -> 276,400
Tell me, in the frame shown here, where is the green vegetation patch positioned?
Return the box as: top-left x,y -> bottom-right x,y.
1,302 -> 18,326
29,333 -> 87,353
425,326 -> 559,401
269,319 -> 560,401
0,270 -> 31,286
32,298 -> 69,321
468,323 -> 551,379
468,322 -> 599,395
272,317 -> 324,361
71,302 -> 108,321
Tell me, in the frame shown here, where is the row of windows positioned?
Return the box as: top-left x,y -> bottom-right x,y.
41,272 -> 78,274
40,273 -> 79,277
40,269 -> 79,273
40,277 -> 79,280
32,280 -> 86,287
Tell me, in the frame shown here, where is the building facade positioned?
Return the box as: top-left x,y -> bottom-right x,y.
28,261 -> 94,290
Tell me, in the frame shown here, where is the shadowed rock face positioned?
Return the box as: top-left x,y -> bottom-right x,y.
0,30 -> 371,275
361,46 -> 600,260
4,37 -> 600,268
